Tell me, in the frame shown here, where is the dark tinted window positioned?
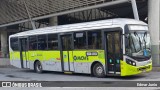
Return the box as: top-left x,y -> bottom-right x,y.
114,33 -> 120,53
38,35 -> 47,50
74,32 -> 86,49
88,31 -> 102,49
61,35 -> 72,50
107,33 -> 113,53
10,37 -> 19,51
48,34 -> 58,50
20,38 -> 28,51
29,36 -> 37,50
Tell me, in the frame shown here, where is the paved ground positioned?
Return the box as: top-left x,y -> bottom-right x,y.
0,66 -> 160,89
0,58 -> 160,89
0,66 -> 159,81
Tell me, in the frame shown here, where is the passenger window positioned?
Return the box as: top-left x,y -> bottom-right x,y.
48,34 -> 58,50
37,35 -> 47,50
10,37 -> 19,51
74,32 -> 86,49
88,31 -> 102,49
29,36 -> 37,50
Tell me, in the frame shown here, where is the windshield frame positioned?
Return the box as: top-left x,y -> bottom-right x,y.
124,25 -> 151,60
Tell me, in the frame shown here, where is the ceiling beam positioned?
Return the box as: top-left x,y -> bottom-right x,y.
0,0 -> 129,28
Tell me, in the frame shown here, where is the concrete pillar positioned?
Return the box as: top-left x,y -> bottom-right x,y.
148,0 -> 160,66
49,16 -> 58,26
0,29 -> 8,58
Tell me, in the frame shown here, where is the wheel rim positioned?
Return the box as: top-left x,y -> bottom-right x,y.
36,62 -> 42,72
96,66 -> 103,75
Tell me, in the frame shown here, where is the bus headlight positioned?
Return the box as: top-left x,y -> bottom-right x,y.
147,60 -> 152,64
126,59 -> 136,66
132,62 -> 136,66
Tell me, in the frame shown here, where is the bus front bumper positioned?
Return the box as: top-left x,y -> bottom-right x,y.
120,60 -> 152,76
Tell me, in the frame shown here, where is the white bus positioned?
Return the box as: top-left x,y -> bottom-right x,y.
9,18 -> 152,78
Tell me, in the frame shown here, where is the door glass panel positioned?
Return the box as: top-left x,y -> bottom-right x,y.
114,32 -> 121,72
61,35 -> 72,71
20,38 -> 28,68
115,33 -> 120,54
106,31 -> 121,74
21,39 -> 27,51
107,34 -> 113,54
106,33 -> 114,72
62,35 -> 72,50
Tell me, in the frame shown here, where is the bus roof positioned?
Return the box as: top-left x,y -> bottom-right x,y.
9,18 -> 147,38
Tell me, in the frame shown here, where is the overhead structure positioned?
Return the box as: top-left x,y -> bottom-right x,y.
131,0 -> 139,20
0,0 -> 154,63
0,0 -> 147,28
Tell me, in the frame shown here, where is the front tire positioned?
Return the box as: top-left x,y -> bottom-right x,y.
93,63 -> 105,78
35,61 -> 43,73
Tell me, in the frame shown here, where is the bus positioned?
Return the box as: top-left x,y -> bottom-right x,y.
9,18 -> 152,78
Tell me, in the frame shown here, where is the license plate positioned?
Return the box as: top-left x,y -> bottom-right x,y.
142,70 -> 146,72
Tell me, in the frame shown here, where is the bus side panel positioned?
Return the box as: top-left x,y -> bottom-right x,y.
28,50 -> 47,70
28,51 -> 37,69
10,51 -> 21,68
72,50 -> 105,74
69,51 -> 74,71
22,51 -> 29,68
42,51 -> 62,71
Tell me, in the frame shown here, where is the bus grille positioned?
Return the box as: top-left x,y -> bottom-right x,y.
137,65 -> 150,71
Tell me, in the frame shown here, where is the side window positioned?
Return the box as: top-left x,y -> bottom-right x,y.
88,31 -> 102,49
48,34 -> 58,50
29,36 -> 37,50
74,32 -> 86,49
10,37 -> 19,51
38,35 -> 47,50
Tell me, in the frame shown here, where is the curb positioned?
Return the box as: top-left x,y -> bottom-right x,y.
0,65 -> 16,68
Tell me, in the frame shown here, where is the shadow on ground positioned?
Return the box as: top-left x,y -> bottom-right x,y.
19,69 -> 147,80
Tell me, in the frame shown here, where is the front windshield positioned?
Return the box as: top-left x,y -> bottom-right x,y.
125,31 -> 151,59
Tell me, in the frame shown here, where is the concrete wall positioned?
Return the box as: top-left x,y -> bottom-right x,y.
148,0 -> 160,66
0,58 -> 10,66
1,30 -> 8,58
49,16 -> 58,26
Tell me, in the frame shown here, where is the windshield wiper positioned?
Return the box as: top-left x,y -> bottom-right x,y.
134,32 -> 142,51
143,32 -> 147,49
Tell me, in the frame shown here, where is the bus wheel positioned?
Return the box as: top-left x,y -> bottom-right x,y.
35,61 -> 43,73
93,63 -> 105,78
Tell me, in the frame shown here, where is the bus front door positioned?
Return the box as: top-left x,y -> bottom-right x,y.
19,38 -> 29,68
60,34 -> 74,72
105,31 -> 122,75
